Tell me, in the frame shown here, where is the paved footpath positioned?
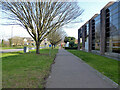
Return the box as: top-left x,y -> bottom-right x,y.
0,49 -> 23,53
46,49 -> 114,88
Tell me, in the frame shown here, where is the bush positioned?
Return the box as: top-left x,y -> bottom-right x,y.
69,41 -> 75,47
65,47 -> 77,50
74,44 -> 78,47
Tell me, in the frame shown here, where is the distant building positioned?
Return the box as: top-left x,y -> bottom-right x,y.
23,37 -> 35,46
9,36 -> 35,46
40,38 -> 51,47
9,36 -> 24,46
75,39 -> 78,44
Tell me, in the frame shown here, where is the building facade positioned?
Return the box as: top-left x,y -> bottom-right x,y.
78,1 -> 120,59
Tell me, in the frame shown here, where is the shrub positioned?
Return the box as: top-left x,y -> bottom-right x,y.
69,41 -> 75,47
65,47 -> 77,50
74,44 -> 78,47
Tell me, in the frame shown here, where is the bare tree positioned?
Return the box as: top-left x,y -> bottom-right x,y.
1,1 -> 83,54
47,29 -> 66,49
9,36 -> 24,46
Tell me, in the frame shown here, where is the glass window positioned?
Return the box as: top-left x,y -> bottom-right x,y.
111,2 -> 118,10
118,2 -> 120,11
87,23 -> 89,35
111,8 -> 118,15
118,12 -> 120,18
105,2 -> 120,53
112,13 -> 118,19
110,24 -> 118,32
112,18 -> 118,24
118,18 -> 120,30
95,15 -> 100,51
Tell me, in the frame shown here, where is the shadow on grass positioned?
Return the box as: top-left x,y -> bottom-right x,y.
1,49 -> 54,58
2,49 -> 58,88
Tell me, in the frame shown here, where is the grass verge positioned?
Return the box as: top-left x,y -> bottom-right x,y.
67,50 -> 119,84
2,49 -> 58,88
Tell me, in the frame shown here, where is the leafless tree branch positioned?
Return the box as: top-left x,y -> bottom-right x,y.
1,1 -> 83,53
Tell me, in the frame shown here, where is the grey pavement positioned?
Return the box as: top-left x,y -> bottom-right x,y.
46,49 -> 115,88
0,47 -> 45,53
0,49 -> 23,53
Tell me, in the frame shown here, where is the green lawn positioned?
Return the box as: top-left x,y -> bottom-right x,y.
67,50 -> 119,84
2,49 -> 58,88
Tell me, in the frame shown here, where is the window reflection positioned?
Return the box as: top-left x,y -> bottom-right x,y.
107,3 -> 120,53
95,15 -> 100,51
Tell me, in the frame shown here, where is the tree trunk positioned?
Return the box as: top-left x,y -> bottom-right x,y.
54,45 -> 55,48
36,42 -> 40,54
52,44 -> 53,49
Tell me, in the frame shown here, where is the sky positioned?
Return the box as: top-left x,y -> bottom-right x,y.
0,0 -> 117,40
63,0 -> 117,39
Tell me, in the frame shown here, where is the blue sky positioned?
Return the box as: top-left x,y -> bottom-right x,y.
0,0 -> 117,40
79,2 -> 108,22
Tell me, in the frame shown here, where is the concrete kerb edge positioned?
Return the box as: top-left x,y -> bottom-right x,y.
65,50 -> 119,88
